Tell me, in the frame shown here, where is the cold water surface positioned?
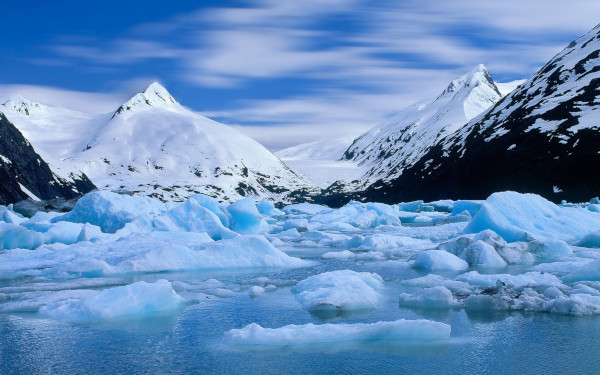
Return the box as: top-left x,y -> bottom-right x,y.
2,257 -> 600,375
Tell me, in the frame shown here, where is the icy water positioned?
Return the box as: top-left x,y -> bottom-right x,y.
3,192 -> 600,374
2,257 -> 600,375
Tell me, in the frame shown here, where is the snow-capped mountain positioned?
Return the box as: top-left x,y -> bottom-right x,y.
357,23 -> 600,204
275,136 -> 364,188
342,64 -> 505,184
3,83 -> 313,202
0,113 -> 95,205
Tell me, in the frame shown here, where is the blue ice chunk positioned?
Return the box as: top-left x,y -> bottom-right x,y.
397,200 -> 423,213
54,191 -> 167,233
257,200 -> 284,217
227,197 -> 265,235
152,198 -> 238,240
450,200 -> 483,217
189,194 -> 230,226
466,192 -> 600,243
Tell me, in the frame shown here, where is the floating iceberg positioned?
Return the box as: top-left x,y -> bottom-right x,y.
54,191 -> 167,233
226,197 -> 266,235
0,233 -> 311,278
439,229 -> 532,265
450,200 -> 483,217
412,250 -> 469,271
399,286 -> 456,309
291,270 -> 384,313
38,280 -> 185,321
224,319 -> 451,348
459,241 -> 507,268
256,200 -> 284,217
0,220 -> 105,250
397,201 -> 423,213
562,260 -> 600,283
576,230 -> 600,248
528,239 -> 572,259
151,198 -> 238,240
466,191 -> 600,243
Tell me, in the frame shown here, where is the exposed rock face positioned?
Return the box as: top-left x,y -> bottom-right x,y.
0,113 -> 95,205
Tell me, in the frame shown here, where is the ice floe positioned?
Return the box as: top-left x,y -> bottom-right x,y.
224,319 -> 451,348
291,270 -> 384,313
466,191 -> 600,243
38,280 -> 185,321
412,250 -> 469,271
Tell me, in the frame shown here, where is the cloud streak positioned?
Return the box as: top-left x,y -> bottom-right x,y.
19,0 -> 600,149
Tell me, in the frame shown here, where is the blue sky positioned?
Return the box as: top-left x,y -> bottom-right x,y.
2,0 -> 600,150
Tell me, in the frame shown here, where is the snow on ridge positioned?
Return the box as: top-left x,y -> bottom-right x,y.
342,64 -> 504,184
2,96 -> 48,116
112,82 -> 178,118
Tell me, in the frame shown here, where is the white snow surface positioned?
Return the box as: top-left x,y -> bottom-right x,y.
276,136 -> 364,188
495,80 -> 526,97
429,25 -> 600,166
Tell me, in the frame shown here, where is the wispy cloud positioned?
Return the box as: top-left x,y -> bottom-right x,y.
0,84 -> 126,114
23,0 -> 600,149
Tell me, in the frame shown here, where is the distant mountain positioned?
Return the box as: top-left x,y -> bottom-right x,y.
495,79 -> 526,97
355,23 -> 600,204
276,136 -> 356,161
0,113 -> 95,205
275,136 -> 364,188
3,83 -> 313,202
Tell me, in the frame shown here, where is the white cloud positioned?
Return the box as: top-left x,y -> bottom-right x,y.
0,84 -> 127,114
16,0 -> 600,149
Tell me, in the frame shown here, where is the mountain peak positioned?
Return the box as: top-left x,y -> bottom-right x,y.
142,82 -> 176,104
2,96 -> 46,116
112,82 -> 178,118
437,64 -> 499,100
